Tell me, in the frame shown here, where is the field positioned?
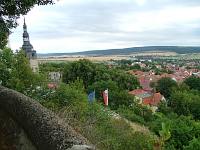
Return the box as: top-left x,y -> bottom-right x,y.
38,51 -> 177,63
38,56 -> 128,63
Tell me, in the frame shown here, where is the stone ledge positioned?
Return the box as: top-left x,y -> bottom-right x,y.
0,86 -> 94,150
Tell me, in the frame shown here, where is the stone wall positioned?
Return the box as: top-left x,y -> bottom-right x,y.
0,110 -> 37,150
0,86 -> 94,150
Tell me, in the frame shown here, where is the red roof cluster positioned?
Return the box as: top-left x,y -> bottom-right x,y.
128,67 -> 200,106
129,69 -> 200,91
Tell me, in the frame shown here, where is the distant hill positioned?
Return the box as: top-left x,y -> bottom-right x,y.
38,46 -> 200,57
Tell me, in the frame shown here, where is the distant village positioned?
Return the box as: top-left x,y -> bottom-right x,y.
108,56 -> 200,111
46,55 -> 200,112
21,17 -> 200,113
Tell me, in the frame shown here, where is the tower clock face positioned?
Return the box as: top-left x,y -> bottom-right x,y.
24,37 -> 29,41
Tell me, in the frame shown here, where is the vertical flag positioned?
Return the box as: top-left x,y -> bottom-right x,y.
103,89 -> 108,106
88,91 -> 95,103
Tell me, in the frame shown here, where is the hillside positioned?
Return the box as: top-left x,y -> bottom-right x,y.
38,46 -> 200,57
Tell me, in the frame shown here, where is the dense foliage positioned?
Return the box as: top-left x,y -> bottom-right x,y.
61,59 -> 143,111
3,1 -> 200,149
184,76 -> 200,91
0,47 -> 45,95
1,46 -> 200,149
63,59 -> 139,91
147,81 -> 200,149
148,113 -> 200,149
43,80 -> 157,150
155,77 -> 178,99
38,59 -> 200,149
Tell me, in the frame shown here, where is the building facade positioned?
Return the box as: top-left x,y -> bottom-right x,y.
49,72 -> 62,82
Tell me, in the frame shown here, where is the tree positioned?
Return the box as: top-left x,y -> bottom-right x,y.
157,101 -> 172,115
0,48 -> 45,95
130,64 -> 141,70
167,116 -> 198,149
47,81 -> 87,109
149,113 -> 200,149
109,69 -> 139,90
88,80 -> 118,99
8,50 -> 39,92
183,138 -> 200,150
159,122 -> 171,146
111,90 -> 135,109
63,59 -> 96,88
156,77 -> 177,99
170,90 -> 200,119
88,80 -> 136,109
63,59 -> 139,90
0,0 -> 54,49
184,76 -> 200,91
0,47 -> 14,86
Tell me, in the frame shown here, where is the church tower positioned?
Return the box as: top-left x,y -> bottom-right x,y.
22,18 -> 37,59
22,18 -> 38,72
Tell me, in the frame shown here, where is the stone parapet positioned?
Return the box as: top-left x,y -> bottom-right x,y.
0,86 -> 94,150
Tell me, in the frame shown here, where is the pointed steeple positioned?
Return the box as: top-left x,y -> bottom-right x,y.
23,17 -> 27,32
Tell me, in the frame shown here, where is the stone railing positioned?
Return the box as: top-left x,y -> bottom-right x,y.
0,86 -> 94,150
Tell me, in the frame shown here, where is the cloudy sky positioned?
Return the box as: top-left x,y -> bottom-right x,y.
10,0 -> 200,53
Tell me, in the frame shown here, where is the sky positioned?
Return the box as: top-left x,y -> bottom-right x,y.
9,0 -> 200,53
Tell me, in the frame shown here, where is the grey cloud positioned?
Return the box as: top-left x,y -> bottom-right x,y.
84,24 -> 200,45
31,2 -> 124,39
11,0 -> 200,52
35,0 -> 200,33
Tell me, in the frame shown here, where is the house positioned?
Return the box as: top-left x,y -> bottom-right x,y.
49,72 -> 62,82
139,76 -> 153,91
129,89 -> 165,112
143,92 -> 165,106
129,89 -> 152,104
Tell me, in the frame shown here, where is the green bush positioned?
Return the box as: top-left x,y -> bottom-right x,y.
42,81 -> 157,150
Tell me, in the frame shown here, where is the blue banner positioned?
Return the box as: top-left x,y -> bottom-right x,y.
88,91 -> 95,103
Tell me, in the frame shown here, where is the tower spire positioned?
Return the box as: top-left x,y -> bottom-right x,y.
23,17 -> 27,32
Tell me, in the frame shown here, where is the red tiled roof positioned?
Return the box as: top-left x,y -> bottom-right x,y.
129,89 -> 147,96
143,92 -> 163,106
143,97 -> 152,105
